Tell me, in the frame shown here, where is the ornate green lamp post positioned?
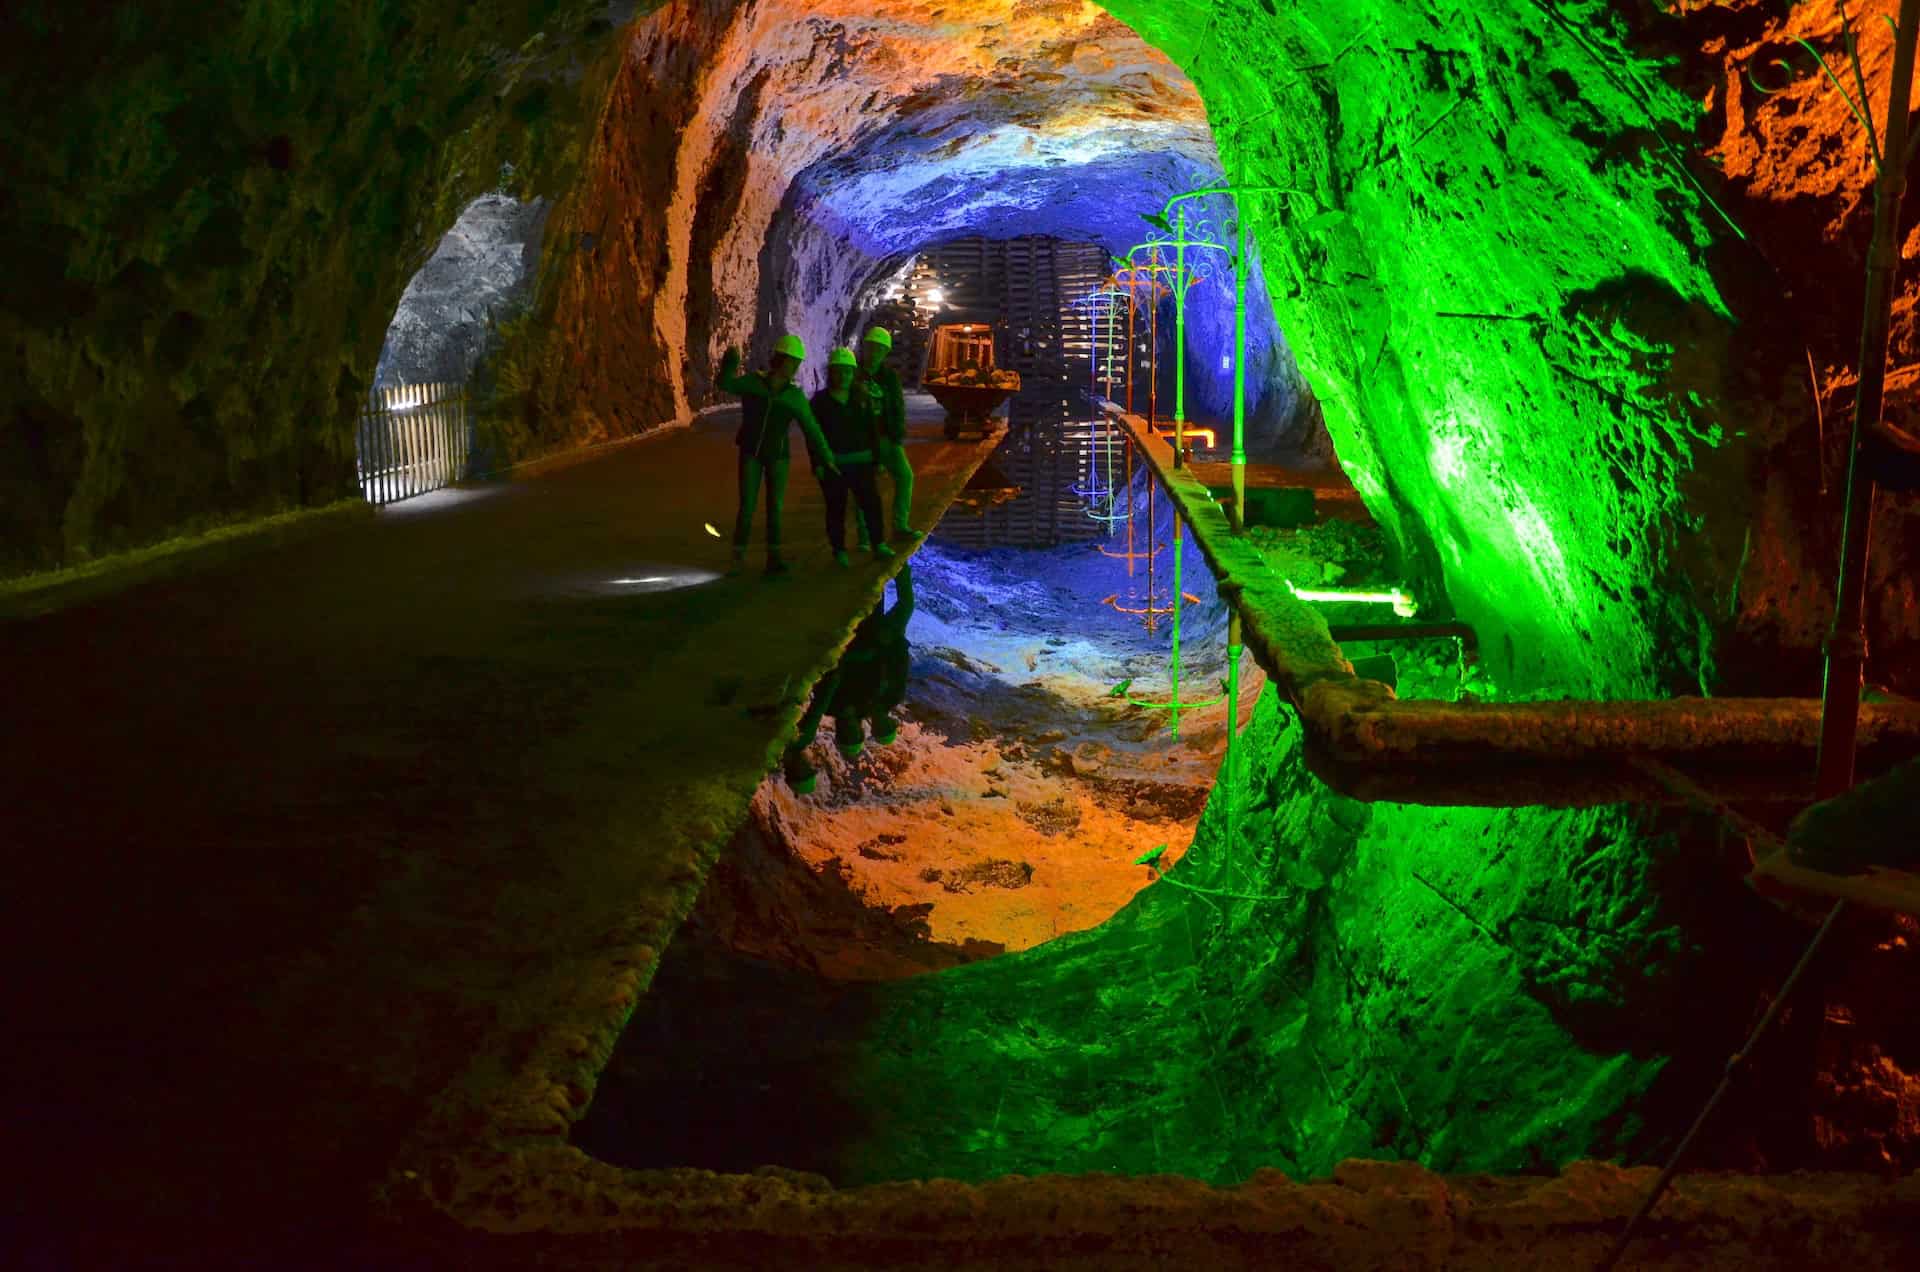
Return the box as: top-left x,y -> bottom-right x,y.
1140,183 -> 1309,508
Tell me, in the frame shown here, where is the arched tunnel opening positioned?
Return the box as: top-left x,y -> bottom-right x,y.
7,1 -> 1920,1267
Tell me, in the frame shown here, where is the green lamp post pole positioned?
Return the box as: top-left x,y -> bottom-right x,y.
1175,204 -> 1187,468
1146,183 -> 1307,527
1233,212 -> 1248,530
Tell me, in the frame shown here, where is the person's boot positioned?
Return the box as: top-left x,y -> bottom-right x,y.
833,550 -> 851,568
892,526 -> 925,544
873,542 -> 896,562
764,552 -> 791,577
728,547 -> 748,576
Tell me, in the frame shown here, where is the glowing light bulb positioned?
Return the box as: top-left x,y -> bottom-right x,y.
1285,579 -> 1419,617
1220,354 -> 1232,371
927,288 -> 945,306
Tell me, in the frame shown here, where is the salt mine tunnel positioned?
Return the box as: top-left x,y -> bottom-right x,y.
8,1 -> 1920,1267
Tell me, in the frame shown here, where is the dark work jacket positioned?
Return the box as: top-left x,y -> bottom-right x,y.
718,362 -> 830,465
855,365 -> 907,445
810,388 -> 881,464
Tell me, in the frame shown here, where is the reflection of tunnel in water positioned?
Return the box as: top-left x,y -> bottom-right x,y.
574,503 -> 1258,1181
932,389 -> 1113,549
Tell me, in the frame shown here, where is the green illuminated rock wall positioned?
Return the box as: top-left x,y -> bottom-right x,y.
1103,0 -> 1763,698
829,679 -> 1798,1183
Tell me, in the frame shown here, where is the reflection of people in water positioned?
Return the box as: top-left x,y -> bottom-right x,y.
781,563 -> 915,794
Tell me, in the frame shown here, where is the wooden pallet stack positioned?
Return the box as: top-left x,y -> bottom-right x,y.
909,235 -> 1113,549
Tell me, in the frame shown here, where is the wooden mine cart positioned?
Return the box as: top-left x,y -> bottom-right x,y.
922,320 -> 1019,439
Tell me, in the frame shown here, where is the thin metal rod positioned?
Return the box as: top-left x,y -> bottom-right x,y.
1225,609 -> 1243,853
1233,211 -> 1247,533
1818,0 -> 1920,800
1171,509 -> 1184,737
1595,899 -> 1848,1272
1175,204 -> 1187,468
1148,248 -> 1160,432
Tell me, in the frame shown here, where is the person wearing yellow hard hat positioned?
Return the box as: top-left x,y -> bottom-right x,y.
853,326 -> 921,547
718,332 -> 837,576
810,346 -> 893,568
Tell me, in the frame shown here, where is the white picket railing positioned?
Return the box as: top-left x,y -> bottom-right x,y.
356,383 -> 469,506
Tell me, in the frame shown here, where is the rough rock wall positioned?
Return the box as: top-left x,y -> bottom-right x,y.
1097,0 -> 1919,698
0,2 -> 648,576
374,194 -> 552,393
539,1 -> 1308,436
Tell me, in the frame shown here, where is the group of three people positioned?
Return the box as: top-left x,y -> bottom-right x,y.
718,325 -> 918,576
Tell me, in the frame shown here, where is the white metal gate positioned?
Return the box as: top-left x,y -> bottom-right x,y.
356,382 -> 469,506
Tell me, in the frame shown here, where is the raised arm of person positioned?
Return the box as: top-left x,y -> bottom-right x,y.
717,347 -> 769,397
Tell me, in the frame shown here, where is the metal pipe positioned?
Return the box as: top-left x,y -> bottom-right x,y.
1148,248 -> 1159,432
1225,609 -> 1243,850
1233,213 -> 1247,533
1171,508 -> 1184,737
1175,204 -> 1187,468
1818,0 -> 1920,800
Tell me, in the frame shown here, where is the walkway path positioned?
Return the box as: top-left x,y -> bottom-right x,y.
0,397 -> 990,1265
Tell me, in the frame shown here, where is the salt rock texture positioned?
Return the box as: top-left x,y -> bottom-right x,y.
537,0 -> 1302,451
374,194 -> 551,392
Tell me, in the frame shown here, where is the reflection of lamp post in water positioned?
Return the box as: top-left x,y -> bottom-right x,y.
1071,285 -> 1130,518
1113,500 -> 1221,741
1108,256 -> 1173,423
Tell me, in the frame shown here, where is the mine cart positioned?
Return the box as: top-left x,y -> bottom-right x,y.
922,320 -> 1019,440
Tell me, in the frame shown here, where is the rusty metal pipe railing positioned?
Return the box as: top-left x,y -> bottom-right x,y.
1105,408 -> 1920,809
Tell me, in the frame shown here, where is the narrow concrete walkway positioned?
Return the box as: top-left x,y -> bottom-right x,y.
0,398 -> 989,1265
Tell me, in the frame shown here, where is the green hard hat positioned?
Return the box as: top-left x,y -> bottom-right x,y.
774,333 -> 807,361
863,327 -> 893,351
829,346 -> 858,368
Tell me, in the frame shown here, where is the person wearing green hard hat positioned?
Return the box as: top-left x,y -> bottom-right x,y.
852,326 -> 921,547
810,346 -> 893,568
718,332 -> 837,576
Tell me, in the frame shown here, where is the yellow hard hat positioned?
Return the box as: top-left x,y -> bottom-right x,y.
862,327 -> 893,351
773,333 -> 807,361
828,346 -> 857,368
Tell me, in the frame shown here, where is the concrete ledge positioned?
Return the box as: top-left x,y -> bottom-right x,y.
381,1150 -> 1920,1268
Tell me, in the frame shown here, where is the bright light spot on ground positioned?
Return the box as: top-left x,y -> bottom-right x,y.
591,564 -> 721,595
605,567 -> 721,593
703,523 -> 722,537
376,486 -> 506,517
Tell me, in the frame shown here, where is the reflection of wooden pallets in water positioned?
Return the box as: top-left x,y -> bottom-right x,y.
927,379 -> 1018,440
